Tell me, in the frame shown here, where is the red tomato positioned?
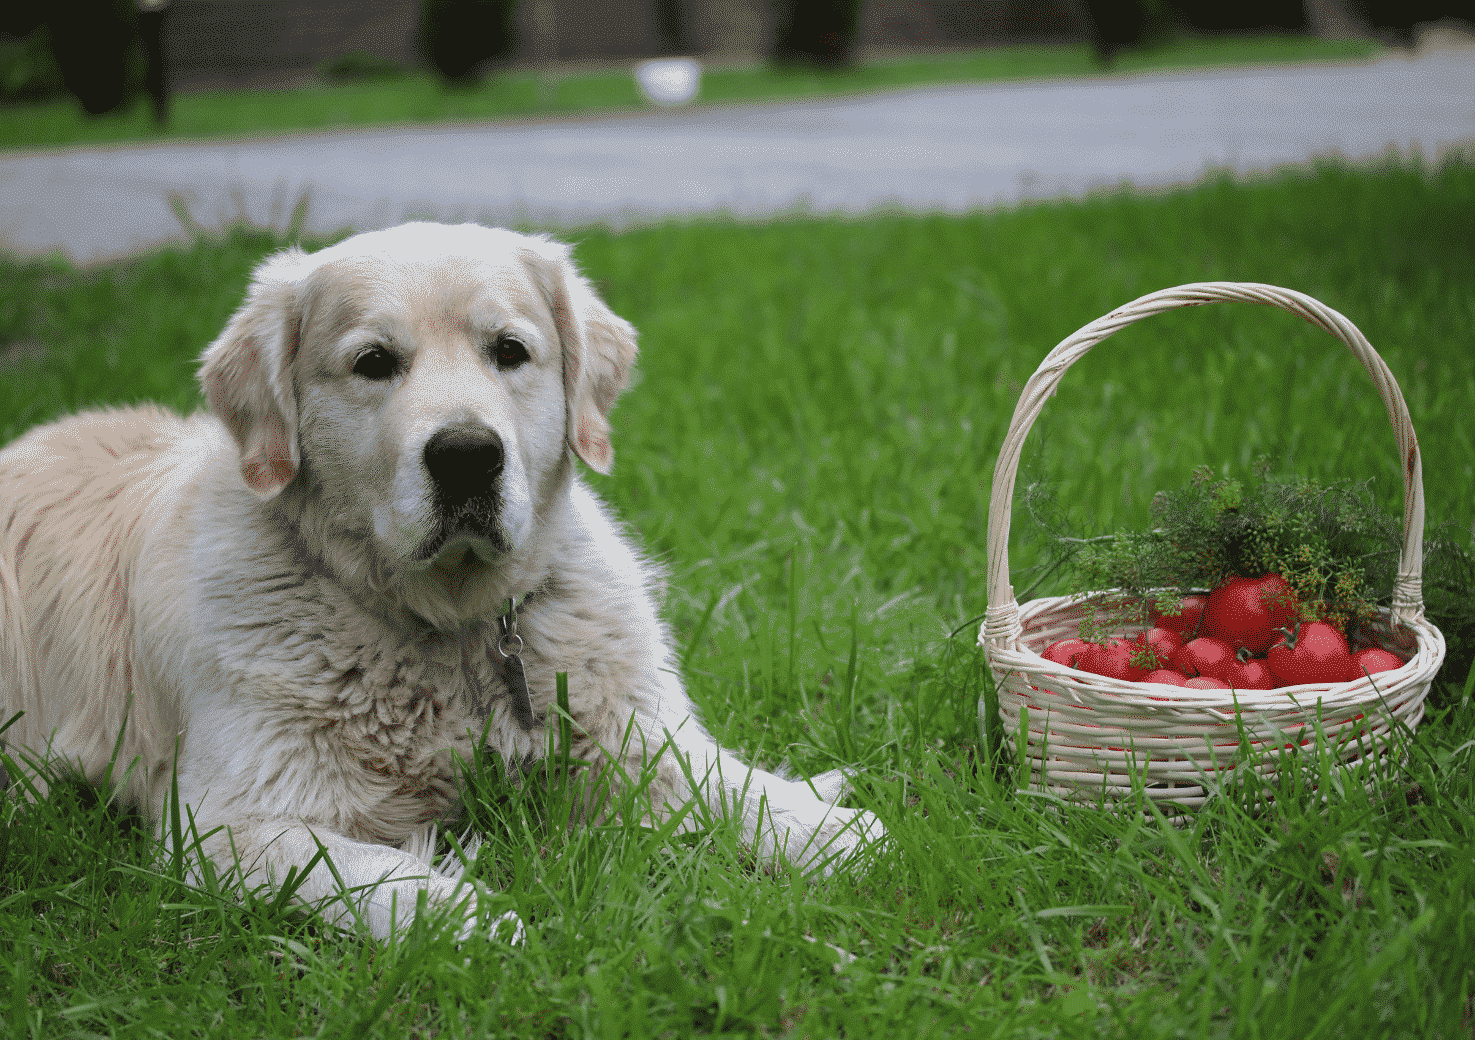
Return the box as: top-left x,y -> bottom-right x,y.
1169,636 -> 1238,683
1184,676 -> 1229,689
1150,594 -> 1207,639
1267,621 -> 1356,685
1042,638 -> 1092,669
1226,653 -> 1277,690
1201,574 -> 1298,654
1143,669 -> 1188,686
1352,648 -> 1404,678
1131,627 -> 1183,671
1078,638 -> 1150,681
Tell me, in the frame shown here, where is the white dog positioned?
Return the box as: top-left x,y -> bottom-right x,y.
0,222 -> 883,942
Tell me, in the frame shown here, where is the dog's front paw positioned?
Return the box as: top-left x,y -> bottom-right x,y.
489,908 -> 527,945
817,805 -> 886,866
782,803 -> 886,876
453,903 -> 527,947
434,873 -> 525,947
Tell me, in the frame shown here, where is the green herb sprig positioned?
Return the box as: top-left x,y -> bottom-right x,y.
1026,459 -> 1402,641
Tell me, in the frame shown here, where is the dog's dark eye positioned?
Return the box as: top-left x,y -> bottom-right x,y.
352,346 -> 399,381
493,335 -> 530,370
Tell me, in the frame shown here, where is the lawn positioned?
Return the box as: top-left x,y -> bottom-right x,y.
2,155 -> 1474,1037
0,34 -> 1381,151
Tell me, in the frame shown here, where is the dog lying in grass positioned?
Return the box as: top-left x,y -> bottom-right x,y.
0,222 -> 883,942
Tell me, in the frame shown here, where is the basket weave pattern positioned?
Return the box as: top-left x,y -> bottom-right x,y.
977,283 -> 1446,809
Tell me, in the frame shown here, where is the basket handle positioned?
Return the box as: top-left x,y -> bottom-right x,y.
981,282 -> 1427,652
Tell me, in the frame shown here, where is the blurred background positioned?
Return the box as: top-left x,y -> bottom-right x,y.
2,0 -> 1469,122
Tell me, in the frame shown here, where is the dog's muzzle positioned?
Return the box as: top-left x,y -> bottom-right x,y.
418,422 -> 506,561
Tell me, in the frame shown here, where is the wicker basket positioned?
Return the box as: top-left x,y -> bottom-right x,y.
977,282 -> 1446,810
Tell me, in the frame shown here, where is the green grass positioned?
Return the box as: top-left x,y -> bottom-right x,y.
0,34 -> 1381,151
3,155 -> 1474,1037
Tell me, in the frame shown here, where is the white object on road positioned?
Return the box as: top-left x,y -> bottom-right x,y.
635,58 -> 701,107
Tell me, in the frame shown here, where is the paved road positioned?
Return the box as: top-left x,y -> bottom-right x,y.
2,45 -> 1472,264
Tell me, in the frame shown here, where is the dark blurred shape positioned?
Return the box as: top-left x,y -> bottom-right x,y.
1081,0 -> 1309,63
1082,0 -> 1475,51
137,0 -> 171,124
772,0 -> 863,67
654,0 -> 688,55
46,0 -> 137,114
1172,0 -> 1308,32
1348,0 -> 1475,44
1080,0 -> 1148,62
0,27 -> 67,103
1,3 -> 46,39
418,0 -> 517,84
1079,0 -> 1474,64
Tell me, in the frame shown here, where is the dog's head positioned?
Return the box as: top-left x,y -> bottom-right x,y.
198,223 -> 637,626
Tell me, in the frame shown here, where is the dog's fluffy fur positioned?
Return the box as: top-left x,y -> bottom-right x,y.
0,223 -> 882,941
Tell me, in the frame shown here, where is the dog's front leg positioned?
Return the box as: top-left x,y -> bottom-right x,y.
189,817 -> 521,944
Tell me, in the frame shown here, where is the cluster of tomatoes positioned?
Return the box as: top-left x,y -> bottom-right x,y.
1041,573 -> 1405,689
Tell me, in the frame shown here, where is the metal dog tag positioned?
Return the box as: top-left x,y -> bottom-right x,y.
503,651 -> 539,732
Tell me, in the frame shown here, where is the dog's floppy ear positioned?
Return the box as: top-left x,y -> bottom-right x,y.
198,248 -> 308,500
523,238 -> 638,474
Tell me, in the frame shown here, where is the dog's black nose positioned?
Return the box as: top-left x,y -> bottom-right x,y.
423,424 -> 504,510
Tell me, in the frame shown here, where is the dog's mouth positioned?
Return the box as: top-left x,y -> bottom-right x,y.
408,515 -> 508,571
